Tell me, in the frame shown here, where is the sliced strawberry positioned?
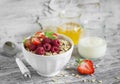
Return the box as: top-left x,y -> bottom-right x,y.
35,31 -> 45,38
52,33 -> 58,38
31,37 -> 40,45
35,31 -> 42,35
40,34 -> 45,38
24,39 -> 31,48
76,59 -> 94,75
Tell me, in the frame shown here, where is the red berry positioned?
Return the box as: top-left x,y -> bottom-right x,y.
42,37 -> 51,43
24,39 -> 31,48
35,31 -> 42,35
37,43 -> 42,48
76,59 -> 94,75
52,33 -> 58,38
43,43 -> 51,51
36,47 -> 45,55
31,37 -> 40,45
51,46 -> 59,53
52,39 -> 60,47
35,31 -> 45,38
29,44 -> 37,51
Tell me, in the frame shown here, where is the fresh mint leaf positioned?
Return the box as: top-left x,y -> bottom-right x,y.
44,32 -> 56,39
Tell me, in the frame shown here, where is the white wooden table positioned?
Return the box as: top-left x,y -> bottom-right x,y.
0,0 -> 120,84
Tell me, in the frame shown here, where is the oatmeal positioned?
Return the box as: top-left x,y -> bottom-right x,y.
24,31 -> 71,56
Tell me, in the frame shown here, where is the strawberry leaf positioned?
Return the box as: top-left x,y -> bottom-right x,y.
75,58 -> 84,66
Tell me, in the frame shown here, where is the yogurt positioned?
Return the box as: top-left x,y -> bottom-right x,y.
78,37 -> 107,59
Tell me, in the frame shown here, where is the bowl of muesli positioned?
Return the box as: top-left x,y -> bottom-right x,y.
22,31 -> 74,77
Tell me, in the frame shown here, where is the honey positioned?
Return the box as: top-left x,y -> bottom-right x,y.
57,22 -> 83,45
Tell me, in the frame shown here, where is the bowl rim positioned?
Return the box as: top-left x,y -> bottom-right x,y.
22,33 -> 74,58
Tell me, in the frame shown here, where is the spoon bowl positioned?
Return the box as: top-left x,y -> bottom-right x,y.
1,41 -> 31,78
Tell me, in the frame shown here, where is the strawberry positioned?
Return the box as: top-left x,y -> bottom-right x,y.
31,37 -> 40,45
52,33 -> 58,38
35,31 -> 42,35
24,39 -> 31,48
76,59 -> 94,75
35,31 -> 45,38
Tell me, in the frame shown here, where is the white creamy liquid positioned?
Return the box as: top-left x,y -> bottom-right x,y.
78,37 -> 107,59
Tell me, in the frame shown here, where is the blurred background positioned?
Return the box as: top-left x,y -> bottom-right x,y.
0,0 -> 120,50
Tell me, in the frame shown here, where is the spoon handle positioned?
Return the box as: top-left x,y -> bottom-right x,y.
15,58 -> 31,78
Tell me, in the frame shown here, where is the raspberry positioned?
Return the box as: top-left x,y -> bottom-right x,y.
43,43 -> 51,51
52,39 -> 60,47
29,44 -> 37,51
51,46 -> 60,53
42,37 -> 51,43
36,47 -> 45,55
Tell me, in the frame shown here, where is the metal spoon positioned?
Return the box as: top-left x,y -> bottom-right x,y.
1,41 -> 31,78
35,16 -> 43,30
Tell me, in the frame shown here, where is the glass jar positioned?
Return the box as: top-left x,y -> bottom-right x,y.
57,10 -> 84,45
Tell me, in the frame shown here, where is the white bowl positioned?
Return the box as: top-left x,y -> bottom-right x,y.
78,37 -> 107,59
22,34 -> 74,77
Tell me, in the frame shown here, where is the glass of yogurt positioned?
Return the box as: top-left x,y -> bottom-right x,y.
78,36 -> 107,59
